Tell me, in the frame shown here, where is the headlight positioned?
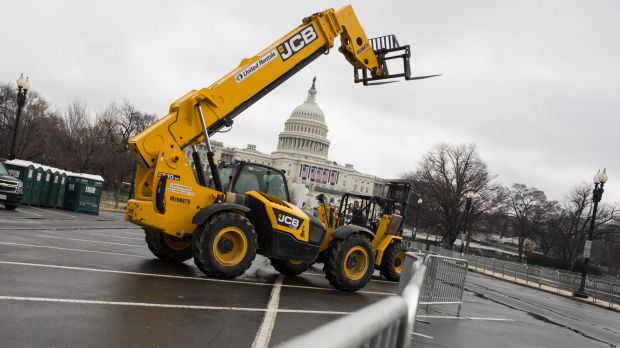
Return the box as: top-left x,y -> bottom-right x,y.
17,181 -> 23,187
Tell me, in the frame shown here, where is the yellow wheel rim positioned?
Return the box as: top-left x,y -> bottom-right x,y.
288,260 -> 304,265
394,251 -> 405,274
343,246 -> 369,281
163,234 -> 190,251
212,227 -> 248,266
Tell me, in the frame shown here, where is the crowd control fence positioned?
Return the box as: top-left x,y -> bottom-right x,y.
278,253 -> 426,348
407,241 -> 620,309
419,254 -> 468,316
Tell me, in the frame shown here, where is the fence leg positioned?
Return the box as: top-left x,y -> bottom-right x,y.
526,267 -> 529,285
514,266 -> 517,282
556,270 -> 560,294
457,303 -> 462,317
539,271 -> 542,289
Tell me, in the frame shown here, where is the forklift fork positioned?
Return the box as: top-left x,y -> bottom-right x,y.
354,34 -> 440,86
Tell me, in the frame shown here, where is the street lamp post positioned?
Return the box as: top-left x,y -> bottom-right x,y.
412,198 -> 423,241
573,169 -> 608,298
9,73 -> 30,160
460,191 -> 476,255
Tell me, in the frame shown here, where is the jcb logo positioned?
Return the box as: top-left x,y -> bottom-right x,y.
277,214 -> 300,229
278,25 -> 318,61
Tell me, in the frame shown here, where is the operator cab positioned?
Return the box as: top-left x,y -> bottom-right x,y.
217,161 -> 324,261
216,161 -> 290,202
385,181 -> 411,217
338,193 -> 393,231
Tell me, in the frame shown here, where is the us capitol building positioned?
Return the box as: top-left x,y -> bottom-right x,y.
188,78 -> 387,206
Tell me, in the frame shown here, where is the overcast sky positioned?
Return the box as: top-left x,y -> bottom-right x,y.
1,0 -> 618,204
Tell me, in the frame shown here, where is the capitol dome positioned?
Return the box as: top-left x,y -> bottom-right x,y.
274,77 -> 330,159
290,94 -> 325,122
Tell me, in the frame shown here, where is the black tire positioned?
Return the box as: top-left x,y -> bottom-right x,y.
324,234 -> 375,291
380,240 -> 407,282
145,229 -> 192,263
270,258 -> 312,276
4,204 -> 17,211
192,212 -> 257,279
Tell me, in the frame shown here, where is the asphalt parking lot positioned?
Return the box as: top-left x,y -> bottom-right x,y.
1,204 -> 618,347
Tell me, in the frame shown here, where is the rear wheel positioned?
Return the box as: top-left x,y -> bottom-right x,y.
145,229 -> 192,263
270,258 -> 312,276
324,234 -> 375,291
192,212 -> 257,279
380,240 -> 407,281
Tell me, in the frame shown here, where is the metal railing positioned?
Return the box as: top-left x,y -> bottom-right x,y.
277,253 -> 426,348
419,254 -> 468,316
369,35 -> 401,52
407,241 -> 620,309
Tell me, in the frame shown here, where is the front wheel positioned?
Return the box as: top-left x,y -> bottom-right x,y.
4,204 -> 17,211
192,212 -> 257,279
380,240 -> 407,281
324,234 -> 375,291
145,229 -> 192,263
270,258 -> 312,276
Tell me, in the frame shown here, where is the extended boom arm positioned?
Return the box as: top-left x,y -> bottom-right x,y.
129,5 -> 431,204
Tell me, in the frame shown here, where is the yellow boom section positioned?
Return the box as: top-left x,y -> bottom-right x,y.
128,5 -> 380,169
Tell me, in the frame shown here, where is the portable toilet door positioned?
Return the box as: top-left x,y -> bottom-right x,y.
4,159 -> 36,204
56,171 -> 68,208
29,165 -> 45,206
76,173 -> 105,215
62,173 -> 83,211
47,169 -> 61,207
38,166 -> 53,206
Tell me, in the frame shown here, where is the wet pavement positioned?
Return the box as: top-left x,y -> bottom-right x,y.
413,273 -> 620,347
0,204 -> 618,347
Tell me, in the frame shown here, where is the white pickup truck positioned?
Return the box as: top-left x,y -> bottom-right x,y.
0,162 -> 23,210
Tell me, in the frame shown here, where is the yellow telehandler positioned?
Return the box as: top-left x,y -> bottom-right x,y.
125,5 -> 434,291
315,181 -> 412,283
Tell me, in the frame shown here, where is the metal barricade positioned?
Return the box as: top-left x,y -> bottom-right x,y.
526,266 -> 541,286
558,271 -> 577,292
277,253 -> 427,348
414,243 -> 620,309
539,268 -> 559,289
419,254 -> 468,316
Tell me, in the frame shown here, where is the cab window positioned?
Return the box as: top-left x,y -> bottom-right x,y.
264,172 -> 288,200
234,170 -> 260,195
232,164 -> 290,202
219,166 -> 238,191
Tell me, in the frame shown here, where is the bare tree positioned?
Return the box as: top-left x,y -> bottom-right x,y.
0,82 -> 156,210
51,101 -> 109,172
552,183 -> 619,269
0,83 -> 59,162
95,100 -> 156,206
0,82 -> 17,155
403,143 -> 499,247
505,183 -> 554,260
530,201 -> 561,256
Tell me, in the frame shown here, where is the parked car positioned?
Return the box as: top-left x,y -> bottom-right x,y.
0,162 -> 23,210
